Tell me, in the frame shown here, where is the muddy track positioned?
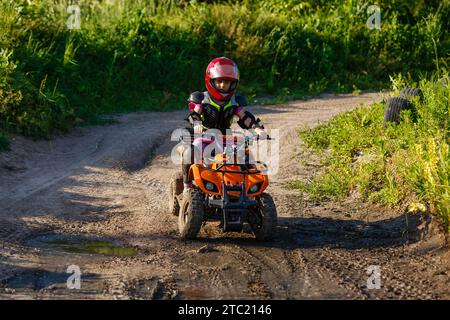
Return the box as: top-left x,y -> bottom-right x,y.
0,93 -> 448,300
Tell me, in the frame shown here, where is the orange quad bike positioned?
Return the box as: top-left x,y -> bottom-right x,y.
168,131 -> 277,241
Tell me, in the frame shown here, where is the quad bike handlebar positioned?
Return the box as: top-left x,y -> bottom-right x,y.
196,130 -> 271,174
178,129 -> 274,143
219,130 -> 274,156
177,129 -> 273,174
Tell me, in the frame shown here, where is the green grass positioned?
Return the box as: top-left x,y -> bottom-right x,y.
293,74 -> 449,229
0,0 -> 448,142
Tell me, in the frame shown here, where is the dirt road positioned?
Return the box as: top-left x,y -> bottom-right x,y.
0,93 -> 448,299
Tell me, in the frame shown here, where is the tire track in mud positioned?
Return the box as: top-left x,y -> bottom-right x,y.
230,246 -> 298,299
283,211 -> 443,300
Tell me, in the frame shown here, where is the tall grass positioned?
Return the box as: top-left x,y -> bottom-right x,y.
0,0 -> 448,143
294,74 -> 449,229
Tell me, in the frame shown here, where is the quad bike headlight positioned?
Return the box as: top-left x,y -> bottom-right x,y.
249,183 -> 262,194
203,180 -> 218,192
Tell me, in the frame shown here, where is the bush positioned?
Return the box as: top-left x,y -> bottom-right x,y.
0,0 -> 448,141
295,74 -> 449,229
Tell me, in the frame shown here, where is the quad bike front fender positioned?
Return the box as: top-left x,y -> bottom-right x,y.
189,164 -> 269,196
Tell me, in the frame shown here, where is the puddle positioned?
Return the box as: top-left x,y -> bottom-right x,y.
28,234 -> 136,256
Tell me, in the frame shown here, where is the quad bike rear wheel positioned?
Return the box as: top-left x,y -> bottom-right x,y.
248,193 -> 277,241
178,188 -> 205,239
168,172 -> 183,216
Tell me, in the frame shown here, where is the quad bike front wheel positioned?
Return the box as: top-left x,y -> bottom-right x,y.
168,172 -> 183,216
178,188 -> 205,239
248,193 -> 278,241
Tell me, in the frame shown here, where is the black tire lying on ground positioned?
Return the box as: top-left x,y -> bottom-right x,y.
383,96 -> 411,127
399,87 -> 422,101
382,87 -> 422,127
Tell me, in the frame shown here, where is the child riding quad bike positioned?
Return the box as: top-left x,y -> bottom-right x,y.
169,132 -> 277,240
168,57 -> 277,240
169,130 -> 277,240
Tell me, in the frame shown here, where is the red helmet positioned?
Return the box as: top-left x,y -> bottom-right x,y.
205,57 -> 239,101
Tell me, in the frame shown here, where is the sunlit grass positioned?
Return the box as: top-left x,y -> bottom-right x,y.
294,74 -> 449,229
0,0 -> 448,141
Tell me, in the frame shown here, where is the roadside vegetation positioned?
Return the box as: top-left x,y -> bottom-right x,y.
0,0 -> 448,145
291,74 -> 449,230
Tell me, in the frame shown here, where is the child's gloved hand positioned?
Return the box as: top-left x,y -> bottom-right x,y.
188,102 -> 202,112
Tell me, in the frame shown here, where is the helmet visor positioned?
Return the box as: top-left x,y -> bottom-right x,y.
209,63 -> 239,80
